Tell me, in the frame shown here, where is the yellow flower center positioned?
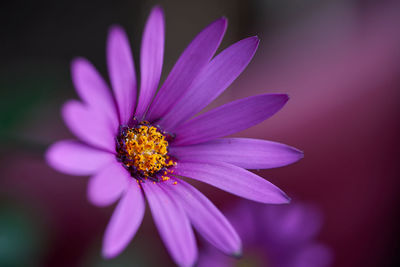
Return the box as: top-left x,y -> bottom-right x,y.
116,122 -> 175,182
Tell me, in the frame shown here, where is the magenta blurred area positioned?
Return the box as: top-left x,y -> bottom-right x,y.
1,0 -> 399,266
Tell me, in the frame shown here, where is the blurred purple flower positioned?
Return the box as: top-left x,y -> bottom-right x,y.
198,202 -> 333,267
45,6 -> 302,266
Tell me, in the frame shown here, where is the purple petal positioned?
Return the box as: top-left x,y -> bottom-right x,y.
87,160 -> 129,207
135,6 -> 165,119
107,25 -> 137,124
142,182 -> 197,267
45,140 -> 114,176
170,138 -> 303,169
173,94 -> 288,146
173,161 -> 290,204
262,203 -> 323,245
225,202 -> 258,244
70,58 -> 118,123
291,243 -> 333,267
159,37 -> 259,131
165,178 -> 241,256
145,17 -> 227,122
102,181 -> 145,259
62,100 -> 116,152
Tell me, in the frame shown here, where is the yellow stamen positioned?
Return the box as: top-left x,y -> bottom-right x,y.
122,125 -> 174,177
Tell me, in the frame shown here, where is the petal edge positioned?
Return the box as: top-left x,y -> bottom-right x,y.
173,161 -> 290,204
102,182 -> 145,259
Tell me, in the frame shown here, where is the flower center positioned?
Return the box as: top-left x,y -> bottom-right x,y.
116,121 -> 175,182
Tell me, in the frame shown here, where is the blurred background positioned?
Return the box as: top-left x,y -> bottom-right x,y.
1,0 -> 400,266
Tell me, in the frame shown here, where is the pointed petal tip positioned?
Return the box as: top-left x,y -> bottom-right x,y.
108,23 -> 122,32
288,145 -> 304,160
214,16 -> 228,31
271,187 -> 291,204
265,191 -> 291,205
101,247 -> 118,260
240,36 -> 259,47
107,24 -> 126,38
278,93 -> 289,101
149,5 -> 165,19
231,242 -> 243,258
280,93 -> 290,109
297,148 -> 305,159
102,246 -> 125,261
210,17 -> 228,37
276,187 -> 292,203
232,249 -> 243,259
243,36 -> 260,49
220,16 -> 228,24
107,25 -> 127,44
251,35 -> 260,43
70,57 -> 86,68
269,93 -> 289,106
151,4 -> 163,12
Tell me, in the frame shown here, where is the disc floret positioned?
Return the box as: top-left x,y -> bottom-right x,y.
116,121 -> 175,182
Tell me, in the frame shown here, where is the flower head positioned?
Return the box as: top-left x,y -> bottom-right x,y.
46,6 -> 302,266
198,202 -> 333,267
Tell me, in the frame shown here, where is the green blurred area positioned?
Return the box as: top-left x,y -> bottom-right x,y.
0,66 -> 61,131
0,64 -> 68,153
0,202 -> 45,267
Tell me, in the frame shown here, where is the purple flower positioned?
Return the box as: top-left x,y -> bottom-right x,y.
198,202 -> 333,267
45,6 -> 302,267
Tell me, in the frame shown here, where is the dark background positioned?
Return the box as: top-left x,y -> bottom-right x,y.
1,0 -> 400,266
